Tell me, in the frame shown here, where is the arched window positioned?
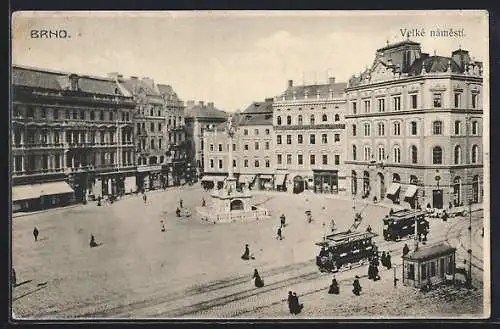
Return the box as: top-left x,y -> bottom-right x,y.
393,122 -> 401,135
286,115 -> 292,125
432,121 -> 443,135
378,145 -> 385,161
363,146 -> 371,161
393,145 -> 401,163
277,116 -> 282,125
432,146 -> 443,164
472,121 -> 479,135
454,145 -> 462,164
411,145 -> 418,164
322,114 -> 328,122
310,115 -> 315,125
334,114 -> 340,122
378,122 -> 385,136
352,145 -> 357,160
471,145 -> 479,163
298,115 -> 303,125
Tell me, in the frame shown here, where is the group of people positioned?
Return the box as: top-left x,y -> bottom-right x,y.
276,214 -> 287,240
367,256 -> 380,281
287,291 -> 304,314
380,251 -> 392,269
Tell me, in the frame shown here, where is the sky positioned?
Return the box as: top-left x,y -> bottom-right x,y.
12,11 -> 488,112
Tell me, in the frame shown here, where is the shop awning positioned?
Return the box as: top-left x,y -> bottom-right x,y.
39,182 -> 74,196
386,183 -> 401,198
274,174 -> 287,186
404,185 -> 418,200
12,182 -> 74,202
201,175 -> 226,183
259,174 -> 273,180
12,185 -> 42,202
239,174 -> 256,183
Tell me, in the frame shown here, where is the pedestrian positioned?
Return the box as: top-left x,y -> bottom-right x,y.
180,199 -> 183,208
442,210 -> 449,222
423,230 -> 428,244
403,243 -> 410,257
368,262 -> 375,280
366,225 -> 372,233
287,291 -> 294,314
89,234 -> 98,248
202,198 -> 206,207
385,252 -> 392,270
276,226 -> 283,240
280,214 -> 286,227
328,276 -> 339,294
380,251 -> 387,268
372,259 -> 380,281
143,192 -> 147,204
176,207 -> 181,217
241,244 -> 250,260
253,268 -> 264,288
330,219 -> 336,232
33,227 -> 39,242
160,220 -> 166,232
291,292 -> 303,314
352,276 -> 362,296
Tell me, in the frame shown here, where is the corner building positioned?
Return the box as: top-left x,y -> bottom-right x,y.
272,78 -> 347,194
345,40 -> 483,209
12,66 -> 136,211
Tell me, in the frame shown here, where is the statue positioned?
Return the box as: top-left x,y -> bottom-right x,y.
227,115 -> 235,138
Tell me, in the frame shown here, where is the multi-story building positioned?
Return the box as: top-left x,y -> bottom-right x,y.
12,65 -> 136,211
184,101 -> 227,176
345,40 -> 483,209
202,99 -> 274,190
272,78 -> 347,194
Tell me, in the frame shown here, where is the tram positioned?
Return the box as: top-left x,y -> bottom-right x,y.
382,209 -> 429,241
315,230 -> 378,272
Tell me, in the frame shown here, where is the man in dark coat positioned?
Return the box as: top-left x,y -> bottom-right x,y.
291,292 -> 303,314
328,276 -> 339,294
276,227 -> 283,240
241,244 -> 250,260
253,269 -> 264,288
287,291 -> 294,314
90,234 -> 98,248
385,252 -> 392,269
180,199 -> 183,208
176,207 -> 181,217
403,244 -> 410,257
33,227 -> 39,242
368,262 -> 375,280
380,251 -> 387,267
352,276 -> 362,296
202,198 -> 206,207
280,214 -> 286,227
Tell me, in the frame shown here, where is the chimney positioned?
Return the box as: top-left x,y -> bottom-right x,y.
207,102 -> 214,108
452,49 -> 471,70
130,76 -> 139,80
288,80 -> 293,88
199,101 -> 205,107
329,77 -> 336,85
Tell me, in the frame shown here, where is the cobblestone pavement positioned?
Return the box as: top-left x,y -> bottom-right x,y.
11,185 -> 486,318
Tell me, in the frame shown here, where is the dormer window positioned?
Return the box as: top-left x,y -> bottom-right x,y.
69,74 -> 79,91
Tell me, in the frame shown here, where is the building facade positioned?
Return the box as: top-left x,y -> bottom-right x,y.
202,99 -> 275,190
272,78 -> 348,194
12,66 -> 136,211
345,40 -> 483,209
184,101 -> 227,177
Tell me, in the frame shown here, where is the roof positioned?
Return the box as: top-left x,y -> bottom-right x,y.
316,231 -> 378,247
120,78 -> 161,96
408,56 -> 464,75
12,65 -> 128,96
238,112 -> 273,126
278,82 -> 347,100
242,100 -> 273,114
377,40 -> 421,52
386,209 -> 427,222
185,104 -> 227,119
404,243 -> 456,262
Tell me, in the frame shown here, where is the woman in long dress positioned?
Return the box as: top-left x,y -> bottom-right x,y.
253,269 -> 264,288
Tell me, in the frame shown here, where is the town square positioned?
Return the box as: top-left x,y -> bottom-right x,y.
11,11 -> 488,319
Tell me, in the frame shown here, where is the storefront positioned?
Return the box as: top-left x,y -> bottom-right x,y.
238,174 -> 257,190
12,181 -> 75,212
258,174 -> 273,191
201,174 -> 227,190
313,170 -> 338,194
136,165 -> 162,192
274,173 -> 288,192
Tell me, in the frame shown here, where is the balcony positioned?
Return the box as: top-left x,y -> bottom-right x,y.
12,142 -> 66,150
13,167 -> 66,177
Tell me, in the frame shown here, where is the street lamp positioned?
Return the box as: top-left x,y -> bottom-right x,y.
467,199 -> 473,289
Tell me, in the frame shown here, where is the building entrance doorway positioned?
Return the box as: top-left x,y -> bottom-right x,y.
432,189 -> 443,209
